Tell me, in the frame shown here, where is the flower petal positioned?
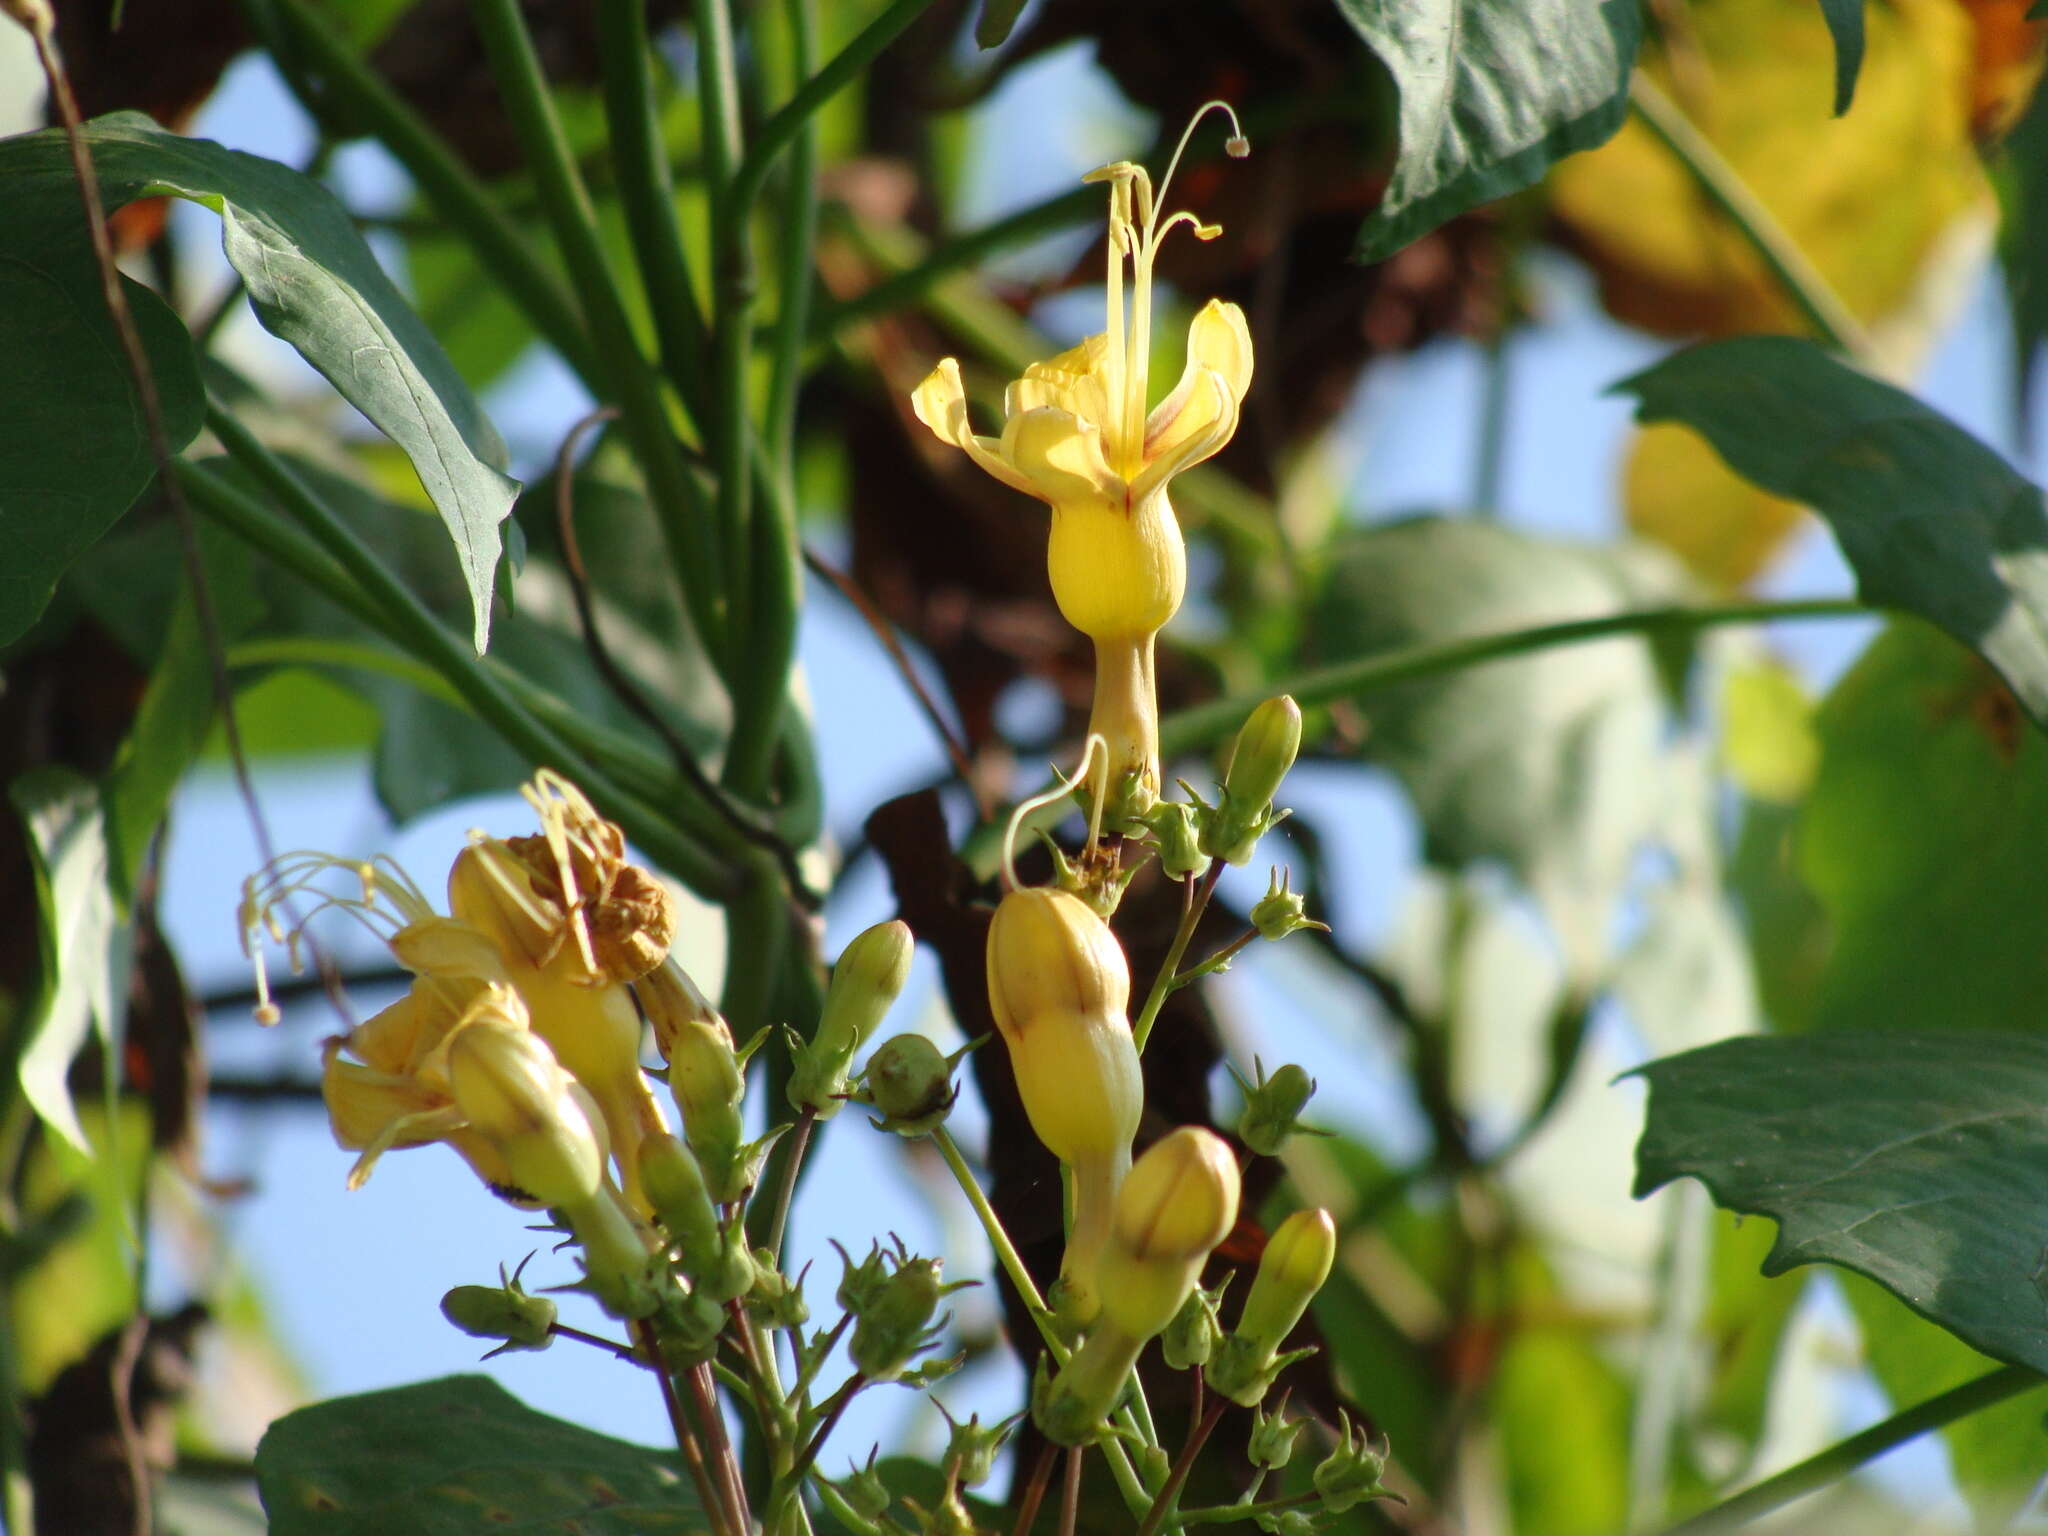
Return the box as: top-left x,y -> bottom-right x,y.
1132,368 -> 1237,504
1143,299 -> 1252,463
1007,333 -> 1113,426
911,357 -> 1040,498
1002,406 -> 1122,507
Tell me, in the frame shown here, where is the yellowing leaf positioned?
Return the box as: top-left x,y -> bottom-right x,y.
1622,423 -> 1804,589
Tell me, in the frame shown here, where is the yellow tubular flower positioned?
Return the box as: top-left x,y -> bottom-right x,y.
912,112 -> 1252,822
1097,1125 -> 1241,1342
985,887 -> 1143,1323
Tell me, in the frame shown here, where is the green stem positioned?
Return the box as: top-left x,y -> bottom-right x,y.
766,0 -> 819,469
1133,1399 -> 1225,1536
726,0 -> 936,226
815,185 -> 1096,336
1157,599 -> 1869,757
1178,1491 -> 1319,1526
1627,75 -> 1874,361
1132,864 -> 1222,1055
727,444 -> 807,800
468,0 -> 728,667
251,0 -> 596,384
1655,1365 -> 2043,1535
1473,325 -> 1510,515
763,1110 -> 816,1266
596,0 -> 712,422
930,1128 -> 1062,1351
189,418 -> 738,897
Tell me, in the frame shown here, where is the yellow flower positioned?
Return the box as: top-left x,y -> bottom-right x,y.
911,108 -> 1252,820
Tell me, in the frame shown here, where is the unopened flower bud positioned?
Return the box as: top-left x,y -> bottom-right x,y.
1159,1278 -> 1228,1371
1313,1411 -> 1391,1513
862,1034 -> 956,1136
747,1251 -> 810,1330
1201,696 -> 1300,865
1249,868 -> 1327,943
938,1405 -> 1019,1489
986,887 -> 1141,1319
1145,799 -> 1208,881
1098,1126 -> 1241,1343
849,1254 -> 956,1384
653,1287 -> 729,1370
1209,1208 -> 1335,1406
638,1133 -> 720,1268
440,1262 -> 556,1356
834,1453 -> 892,1522
1260,1510 -> 1317,1536
446,1020 -> 604,1210
904,1487 -> 979,1536
1249,1401 -> 1304,1470
1235,1060 -> 1321,1157
790,921 -> 913,1119
640,959 -> 747,1194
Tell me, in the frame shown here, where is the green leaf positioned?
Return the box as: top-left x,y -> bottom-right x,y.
1798,621 -> 2048,1035
1311,516 -> 1679,971
10,768 -> 122,1157
1634,1030 -> 2048,1377
0,235 -> 203,644
1617,337 -> 2048,734
0,112 -> 519,651
1997,71 -> 2048,420
1337,0 -> 1643,261
1816,0 -> 1865,115
255,1375 -> 704,1534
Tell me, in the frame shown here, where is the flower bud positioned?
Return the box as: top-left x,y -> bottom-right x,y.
637,1134 -> 752,1297
833,1453 -> 893,1523
790,921 -> 914,1120
1159,1279 -> 1227,1371
986,887 -> 1142,1320
1313,1411 -> 1391,1513
938,1406 -> 1018,1489
1144,799 -> 1208,881
1248,1402 -> 1304,1470
1098,1127 -> 1241,1343
849,1254 -> 952,1383
1249,868 -> 1327,943
1209,1208 -> 1335,1406
1201,696 -> 1300,865
862,1034 -> 956,1137
903,1486 -> 979,1536
440,1263 -> 556,1356
747,1251 -> 810,1331
1235,1061 -> 1320,1158
653,1287 -> 729,1370
640,959 -> 747,1194
446,1020 -> 604,1210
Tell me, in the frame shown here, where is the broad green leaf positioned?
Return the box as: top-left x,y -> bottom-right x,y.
10,768 -> 122,1156
1998,68 -> 2048,416
1798,622 -> 2048,1035
255,1375 -> 703,1534
0,237 -> 203,644
1818,0 -> 1866,114
1336,0 -> 1642,261
1840,1273 -> 2048,1528
1618,338 -> 2048,732
1634,1030 -> 2048,1377
1312,517 -> 1680,973
0,113 -> 518,651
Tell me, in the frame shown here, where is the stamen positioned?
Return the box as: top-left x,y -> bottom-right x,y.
1001,735 -> 1108,892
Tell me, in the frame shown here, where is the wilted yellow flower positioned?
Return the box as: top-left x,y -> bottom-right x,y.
913,107 -> 1252,820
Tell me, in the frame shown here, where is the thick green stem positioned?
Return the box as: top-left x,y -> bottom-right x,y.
1656,1365 -> 2043,1535
1627,75 -> 1873,361
468,0 -> 728,667
251,0 -> 596,385
189,418 -> 738,897
767,0 -> 819,469
596,0 -> 713,422
1157,599 -> 1869,758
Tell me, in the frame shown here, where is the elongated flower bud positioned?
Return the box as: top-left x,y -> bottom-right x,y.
986,887 -> 1141,1321
446,1020 -> 605,1211
790,920 -> 913,1119
1202,695 -> 1301,865
1208,1207 -> 1336,1406
1098,1126 -> 1240,1342
638,958 -> 748,1198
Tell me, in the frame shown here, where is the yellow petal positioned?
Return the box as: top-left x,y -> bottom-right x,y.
1131,368 -> 1236,504
321,1048 -> 449,1153
1144,299 -> 1251,461
1001,407 -> 1122,508
1008,334 -> 1113,424
911,357 -> 1040,498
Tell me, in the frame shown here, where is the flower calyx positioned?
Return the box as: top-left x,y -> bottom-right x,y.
440,1256 -> 556,1358
1232,1059 -> 1330,1158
